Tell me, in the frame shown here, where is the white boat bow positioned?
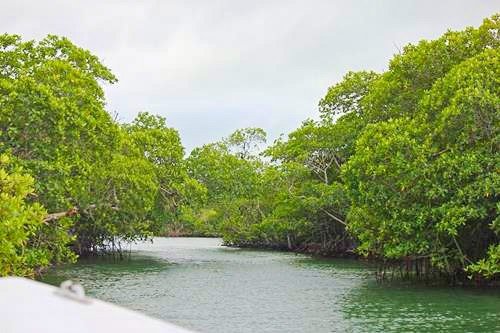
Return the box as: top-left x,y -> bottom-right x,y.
0,277 -> 194,333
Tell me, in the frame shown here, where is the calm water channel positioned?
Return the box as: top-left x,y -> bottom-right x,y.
42,237 -> 500,332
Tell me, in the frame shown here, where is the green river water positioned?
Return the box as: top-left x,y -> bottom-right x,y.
42,237 -> 500,332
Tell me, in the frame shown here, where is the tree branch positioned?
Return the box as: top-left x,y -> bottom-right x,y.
320,208 -> 347,226
43,207 -> 78,223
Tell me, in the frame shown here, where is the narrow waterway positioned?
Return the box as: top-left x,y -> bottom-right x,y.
42,237 -> 500,332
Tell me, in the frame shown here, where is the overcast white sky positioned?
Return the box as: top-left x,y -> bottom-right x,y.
2,1 -> 498,151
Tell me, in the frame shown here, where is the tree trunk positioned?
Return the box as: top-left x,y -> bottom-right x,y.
286,233 -> 292,250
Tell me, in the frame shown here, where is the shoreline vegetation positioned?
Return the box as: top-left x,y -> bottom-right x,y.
1,15 -> 498,285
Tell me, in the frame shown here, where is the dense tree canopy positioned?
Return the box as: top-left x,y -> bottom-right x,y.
0,34 -> 203,273
0,15 -> 498,283
0,154 -> 75,276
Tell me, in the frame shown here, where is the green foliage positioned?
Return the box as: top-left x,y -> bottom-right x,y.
185,137 -> 263,236
0,33 -> 125,255
0,154 -> 75,277
342,16 -> 499,279
467,244 -> 500,279
124,112 -> 205,235
224,127 -> 267,159
363,15 -> 499,123
343,118 -> 432,258
0,34 -> 118,211
0,34 -> 199,271
319,70 -> 378,120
